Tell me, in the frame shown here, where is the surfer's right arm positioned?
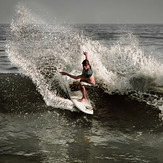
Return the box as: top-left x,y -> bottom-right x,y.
60,72 -> 81,80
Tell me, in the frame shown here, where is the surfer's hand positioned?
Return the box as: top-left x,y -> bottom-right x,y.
83,51 -> 88,56
60,72 -> 67,76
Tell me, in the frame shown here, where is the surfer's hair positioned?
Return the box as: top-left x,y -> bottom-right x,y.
82,59 -> 90,66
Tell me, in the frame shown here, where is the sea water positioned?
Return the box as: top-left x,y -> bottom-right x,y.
0,4 -> 163,163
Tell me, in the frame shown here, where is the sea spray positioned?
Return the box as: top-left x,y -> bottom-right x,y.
6,4 -> 76,110
6,4 -> 163,113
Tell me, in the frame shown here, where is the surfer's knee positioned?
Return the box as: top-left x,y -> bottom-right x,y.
80,85 -> 86,93
80,85 -> 85,89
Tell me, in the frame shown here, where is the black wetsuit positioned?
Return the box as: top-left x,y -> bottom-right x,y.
81,66 -> 93,78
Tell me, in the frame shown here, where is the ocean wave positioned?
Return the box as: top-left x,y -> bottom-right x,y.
0,74 -> 161,120
5,4 -> 163,116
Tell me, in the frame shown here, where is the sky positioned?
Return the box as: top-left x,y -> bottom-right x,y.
0,0 -> 163,24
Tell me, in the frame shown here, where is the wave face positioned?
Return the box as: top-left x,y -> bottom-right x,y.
6,4 -> 163,114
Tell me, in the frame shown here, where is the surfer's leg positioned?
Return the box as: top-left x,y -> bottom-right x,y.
78,85 -> 86,102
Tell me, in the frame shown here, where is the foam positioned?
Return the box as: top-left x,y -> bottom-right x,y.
6,4 -> 163,113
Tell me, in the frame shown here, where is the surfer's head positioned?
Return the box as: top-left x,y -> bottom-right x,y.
82,59 -> 89,66
82,59 -> 90,70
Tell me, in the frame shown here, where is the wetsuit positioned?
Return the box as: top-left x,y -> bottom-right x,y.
70,66 -> 94,91
81,66 -> 95,86
81,66 -> 93,78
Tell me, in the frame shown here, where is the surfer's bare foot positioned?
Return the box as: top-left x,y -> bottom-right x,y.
78,98 -> 86,102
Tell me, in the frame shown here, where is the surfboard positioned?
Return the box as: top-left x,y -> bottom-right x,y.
69,89 -> 93,115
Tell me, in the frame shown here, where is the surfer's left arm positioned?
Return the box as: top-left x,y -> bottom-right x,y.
83,51 -> 88,60
60,72 -> 81,80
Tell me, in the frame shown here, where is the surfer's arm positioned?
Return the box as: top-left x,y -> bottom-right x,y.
60,72 -> 81,80
83,51 -> 88,60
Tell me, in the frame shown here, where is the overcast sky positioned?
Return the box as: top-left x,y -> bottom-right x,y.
0,0 -> 163,24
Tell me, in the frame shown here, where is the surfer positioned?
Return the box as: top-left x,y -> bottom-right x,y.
60,51 -> 95,102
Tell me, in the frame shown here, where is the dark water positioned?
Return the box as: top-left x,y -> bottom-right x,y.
0,74 -> 162,163
0,6 -> 163,163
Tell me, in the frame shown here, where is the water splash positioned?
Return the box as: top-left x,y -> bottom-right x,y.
6,4 -> 163,113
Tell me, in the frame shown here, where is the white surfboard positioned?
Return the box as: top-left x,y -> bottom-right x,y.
69,90 -> 93,115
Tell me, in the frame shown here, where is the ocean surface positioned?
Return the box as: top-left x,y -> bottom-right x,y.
0,5 -> 163,163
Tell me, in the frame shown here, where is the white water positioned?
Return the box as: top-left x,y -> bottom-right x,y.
6,4 -> 163,113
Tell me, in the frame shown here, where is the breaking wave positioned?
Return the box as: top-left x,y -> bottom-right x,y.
6,4 -> 163,116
